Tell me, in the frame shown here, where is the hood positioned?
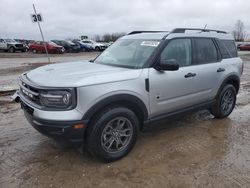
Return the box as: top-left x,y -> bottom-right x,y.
8,42 -> 22,45
96,42 -> 105,46
26,61 -> 142,87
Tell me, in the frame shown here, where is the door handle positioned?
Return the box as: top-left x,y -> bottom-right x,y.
185,73 -> 196,78
217,68 -> 225,72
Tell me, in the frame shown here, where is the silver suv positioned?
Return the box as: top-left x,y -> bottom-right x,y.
13,28 -> 243,162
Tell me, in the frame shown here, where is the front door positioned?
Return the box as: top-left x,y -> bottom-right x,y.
149,38 -> 200,117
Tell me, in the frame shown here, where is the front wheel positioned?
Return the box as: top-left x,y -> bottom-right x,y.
8,46 -> 15,53
210,84 -> 236,118
86,106 -> 139,162
95,46 -> 100,51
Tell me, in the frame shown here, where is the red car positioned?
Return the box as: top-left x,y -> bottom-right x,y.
29,41 -> 65,54
238,44 -> 250,51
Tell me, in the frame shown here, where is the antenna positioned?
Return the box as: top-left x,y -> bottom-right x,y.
203,24 -> 208,30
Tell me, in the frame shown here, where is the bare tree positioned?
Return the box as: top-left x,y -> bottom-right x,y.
93,34 -> 101,42
103,33 -> 112,42
233,20 -> 246,41
91,32 -> 126,42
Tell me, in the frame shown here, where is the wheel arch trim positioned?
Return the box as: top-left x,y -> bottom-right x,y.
217,74 -> 240,96
82,94 -> 149,123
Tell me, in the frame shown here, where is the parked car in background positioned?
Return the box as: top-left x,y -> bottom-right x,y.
15,39 -> 33,52
29,41 -> 65,54
81,39 -> 107,51
0,38 -> 26,52
108,41 -> 114,46
71,40 -> 94,52
51,40 -> 81,53
238,43 -> 250,51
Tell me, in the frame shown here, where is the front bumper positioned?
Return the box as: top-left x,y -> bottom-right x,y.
14,46 -> 26,51
13,91 -> 87,143
100,46 -> 107,50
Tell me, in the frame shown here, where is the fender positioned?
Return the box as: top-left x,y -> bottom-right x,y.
217,74 -> 240,97
82,94 -> 149,123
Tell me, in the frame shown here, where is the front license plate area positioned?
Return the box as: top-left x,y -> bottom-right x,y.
21,101 -> 34,115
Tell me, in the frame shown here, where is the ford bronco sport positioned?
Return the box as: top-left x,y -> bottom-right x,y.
13,28 -> 243,162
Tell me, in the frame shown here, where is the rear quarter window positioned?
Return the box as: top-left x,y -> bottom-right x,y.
219,40 -> 238,58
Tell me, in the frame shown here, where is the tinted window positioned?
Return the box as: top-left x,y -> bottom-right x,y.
216,39 -> 231,59
221,40 -> 237,58
194,38 -> 218,64
161,39 -> 192,67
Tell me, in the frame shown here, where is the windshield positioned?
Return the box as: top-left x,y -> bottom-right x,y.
94,39 -> 160,68
49,42 -> 58,46
5,39 -> 16,43
66,41 -> 75,45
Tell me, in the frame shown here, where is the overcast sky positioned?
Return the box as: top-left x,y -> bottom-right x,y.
0,0 -> 249,40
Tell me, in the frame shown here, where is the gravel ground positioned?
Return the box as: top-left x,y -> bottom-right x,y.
0,52 -> 250,188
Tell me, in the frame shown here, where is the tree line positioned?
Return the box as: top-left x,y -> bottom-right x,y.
88,20 -> 248,42
92,32 -> 126,42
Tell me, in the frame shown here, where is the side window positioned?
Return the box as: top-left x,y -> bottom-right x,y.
0,39 -> 3,42
194,38 -> 218,64
160,39 -> 192,67
221,40 -> 238,58
216,39 -> 231,59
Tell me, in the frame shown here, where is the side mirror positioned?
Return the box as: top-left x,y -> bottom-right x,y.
155,59 -> 179,71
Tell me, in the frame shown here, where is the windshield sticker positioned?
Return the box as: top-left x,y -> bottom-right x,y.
140,41 -> 160,47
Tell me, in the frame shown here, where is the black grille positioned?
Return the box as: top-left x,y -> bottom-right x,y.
15,44 -> 23,48
20,81 -> 41,105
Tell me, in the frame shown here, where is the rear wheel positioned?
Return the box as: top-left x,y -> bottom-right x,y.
86,106 -> 139,162
210,84 -> 236,118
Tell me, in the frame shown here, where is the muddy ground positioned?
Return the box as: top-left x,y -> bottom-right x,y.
0,52 -> 99,92
0,53 -> 250,188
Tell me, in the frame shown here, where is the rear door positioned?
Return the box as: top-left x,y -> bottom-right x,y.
190,38 -> 223,102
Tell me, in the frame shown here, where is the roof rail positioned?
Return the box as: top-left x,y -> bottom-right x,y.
171,28 -> 227,34
128,31 -> 168,35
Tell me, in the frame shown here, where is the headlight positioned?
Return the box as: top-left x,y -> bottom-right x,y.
39,89 -> 76,110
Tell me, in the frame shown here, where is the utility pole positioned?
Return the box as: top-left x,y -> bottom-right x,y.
32,3 -> 50,63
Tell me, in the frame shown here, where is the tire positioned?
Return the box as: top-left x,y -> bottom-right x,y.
86,106 -> 139,162
95,46 -> 100,51
210,84 -> 236,119
8,46 -> 15,53
32,49 -> 37,53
